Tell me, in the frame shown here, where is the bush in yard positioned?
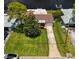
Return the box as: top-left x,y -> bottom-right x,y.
14,24 -> 24,33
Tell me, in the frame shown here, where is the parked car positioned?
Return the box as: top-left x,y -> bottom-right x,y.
4,54 -> 19,59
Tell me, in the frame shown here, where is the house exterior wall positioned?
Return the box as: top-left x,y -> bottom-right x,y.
38,20 -> 46,23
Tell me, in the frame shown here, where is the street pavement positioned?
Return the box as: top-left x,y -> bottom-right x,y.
19,56 -> 75,59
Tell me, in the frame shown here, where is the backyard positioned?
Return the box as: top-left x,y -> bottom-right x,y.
4,29 -> 49,56
53,19 -> 75,56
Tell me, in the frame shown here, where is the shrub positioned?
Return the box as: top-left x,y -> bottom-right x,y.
13,24 -> 24,33
23,12 -> 41,37
14,11 -> 41,37
24,27 -> 41,37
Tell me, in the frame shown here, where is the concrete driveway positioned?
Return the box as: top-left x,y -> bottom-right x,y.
45,23 -> 61,57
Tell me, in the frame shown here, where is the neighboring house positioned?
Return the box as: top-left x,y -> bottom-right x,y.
4,14 -> 17,32
61,9 -> 75,27
4,14 -> 17,39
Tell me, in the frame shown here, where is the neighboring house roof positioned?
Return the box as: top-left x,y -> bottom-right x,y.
35,14 -> 53,23
4,14 -> 16,27
61,9 -> 75,25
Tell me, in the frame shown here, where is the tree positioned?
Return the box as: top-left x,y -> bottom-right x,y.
8,2 -> 27,23
23,12 -> 41,37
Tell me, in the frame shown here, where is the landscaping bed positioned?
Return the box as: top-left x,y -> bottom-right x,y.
4,29 -> 49,56
53,19 -> 75,56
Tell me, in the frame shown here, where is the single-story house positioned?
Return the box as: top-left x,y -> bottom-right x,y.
27,9 -> 53,27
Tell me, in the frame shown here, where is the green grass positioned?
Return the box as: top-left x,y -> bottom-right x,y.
4,29 -> 49,56
53,20 -> 75,56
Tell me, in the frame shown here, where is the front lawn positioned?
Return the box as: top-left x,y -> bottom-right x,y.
4,29 -> 49,56
53,20 -> 75,56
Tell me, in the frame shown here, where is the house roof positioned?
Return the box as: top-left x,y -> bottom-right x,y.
33,9 -> 47,14
35,14 -> 53,23
27,9 -> 47,15
61,9 -> 75,25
